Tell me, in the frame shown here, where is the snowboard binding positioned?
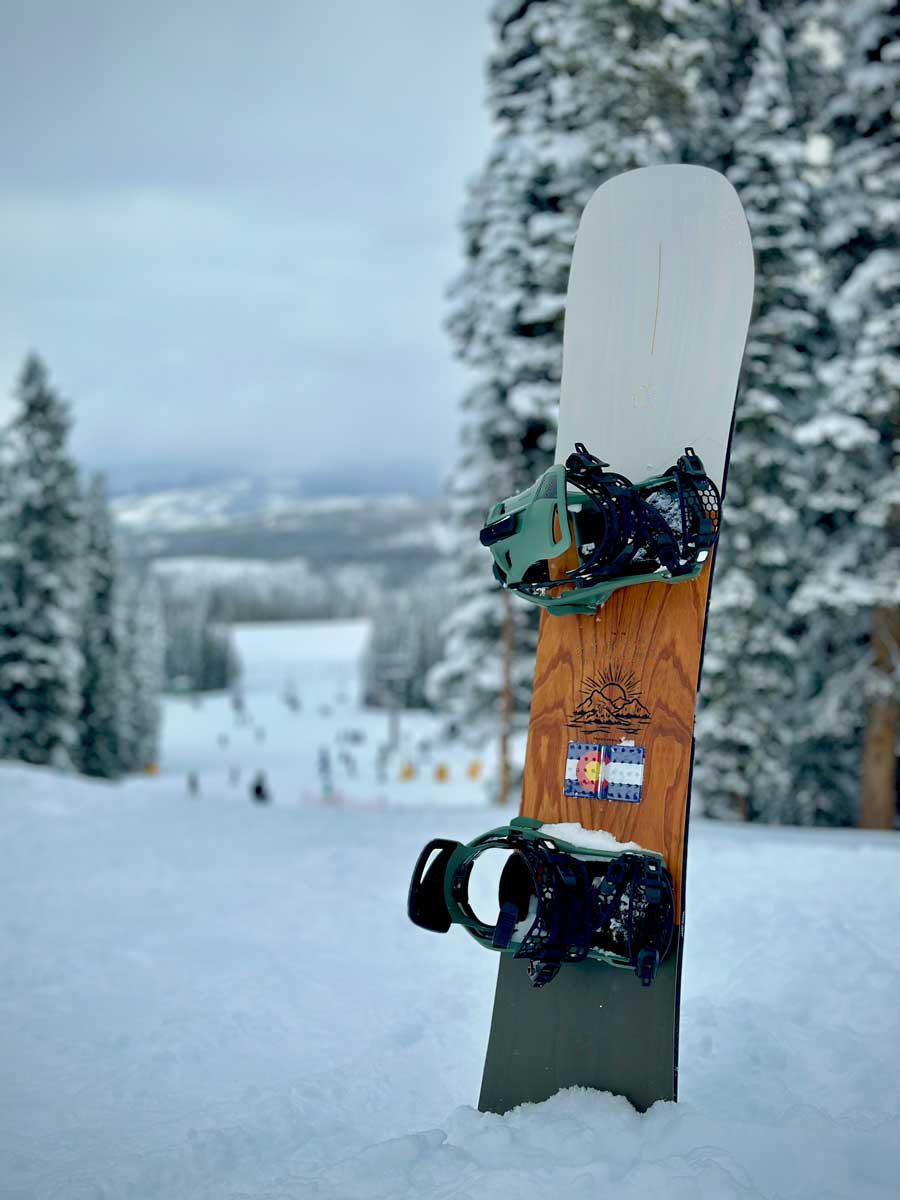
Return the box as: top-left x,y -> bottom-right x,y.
480,444 -> 720,615
408,817 -> 674,988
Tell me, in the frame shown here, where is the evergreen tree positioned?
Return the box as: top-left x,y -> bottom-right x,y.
792,0 -> 900,826
365,570 -> 447,711
696,7 -> 828,821
579,0 -> 724,172
115,569 -> 165,771
114,572 -> 141,772
73,474 -> 121,778
159,583 -> 237,694
130,573 -> 165,769
0,355 -> 83,768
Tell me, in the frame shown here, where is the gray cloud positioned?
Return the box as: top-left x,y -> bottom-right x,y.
0,0 -> 493,491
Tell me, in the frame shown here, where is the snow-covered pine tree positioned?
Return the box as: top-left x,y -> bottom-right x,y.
113,572 -> 140,771
0,355 -> 84,768
791,0 -> 900,827
73,474 -> 121,778
696,4 -> 827,822
158,580 -> 238,694
0,444 -> 17,762
130,573 -> 165,769
115,569 -> 164,772
682,1 -> 758,169
364,570 -> 448,712
578,0 -> 723,172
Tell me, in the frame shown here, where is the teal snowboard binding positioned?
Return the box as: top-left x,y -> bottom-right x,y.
479,444 -> 720,615
408,818 -> 674,988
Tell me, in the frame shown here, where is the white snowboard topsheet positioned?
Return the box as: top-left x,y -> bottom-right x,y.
556,165 -> 755,488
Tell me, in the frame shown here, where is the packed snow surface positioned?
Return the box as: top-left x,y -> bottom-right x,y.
2,620 -> 899,1199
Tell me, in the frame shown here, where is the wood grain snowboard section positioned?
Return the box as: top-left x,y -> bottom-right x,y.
522,572 -> 710,920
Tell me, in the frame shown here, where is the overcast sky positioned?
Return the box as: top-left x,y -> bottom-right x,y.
0,1 -> 494,493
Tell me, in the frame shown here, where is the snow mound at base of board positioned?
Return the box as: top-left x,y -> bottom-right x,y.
311,1087 -> 895,1200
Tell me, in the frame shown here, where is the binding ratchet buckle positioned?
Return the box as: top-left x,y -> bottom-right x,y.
480,444 -> 721,615
408,817 -> 675,988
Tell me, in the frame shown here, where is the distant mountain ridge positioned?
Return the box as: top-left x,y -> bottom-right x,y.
112,475 -> 449,570
102,458 -> 440,501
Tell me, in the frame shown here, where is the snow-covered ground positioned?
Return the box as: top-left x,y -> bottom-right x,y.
2,621 -> 899,1198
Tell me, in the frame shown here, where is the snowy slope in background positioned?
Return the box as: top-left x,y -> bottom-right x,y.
232,618 -> 372,693
161,619 -> 490,808
236,619 -> 374,676
2,620 -> 898,1199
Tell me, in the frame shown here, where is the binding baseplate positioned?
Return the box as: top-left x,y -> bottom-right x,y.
408,817 -> 674,988
480,444 -> 720,615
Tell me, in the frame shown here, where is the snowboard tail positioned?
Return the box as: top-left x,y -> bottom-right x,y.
480,937 -> 682,1113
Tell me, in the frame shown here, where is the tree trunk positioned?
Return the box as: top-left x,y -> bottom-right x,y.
859,604 -> 900,829
497,589 -> 514,804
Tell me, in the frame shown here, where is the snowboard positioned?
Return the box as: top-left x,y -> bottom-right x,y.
477,165 -> 754,1113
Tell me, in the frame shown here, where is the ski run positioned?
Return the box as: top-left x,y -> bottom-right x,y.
1,620 -> 898,1200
